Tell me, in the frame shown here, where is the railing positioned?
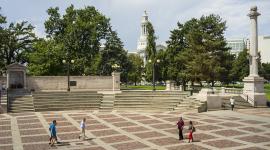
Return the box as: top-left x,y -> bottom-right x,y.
242,93 -> 256,107
211,87 -> 243,95
224,88 -> 243,94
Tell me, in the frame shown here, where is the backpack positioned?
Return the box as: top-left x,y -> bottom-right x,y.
192,126 -> 196,132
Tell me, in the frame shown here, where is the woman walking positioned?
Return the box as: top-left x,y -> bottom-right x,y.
188,121 -> 195,143
79,118 -> 86,140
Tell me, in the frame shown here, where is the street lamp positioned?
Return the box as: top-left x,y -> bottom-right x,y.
112,64 -> 120,71
62,59 -> 75,91
148,59 -> 160,91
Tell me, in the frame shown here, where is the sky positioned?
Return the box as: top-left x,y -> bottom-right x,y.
1,0 -> 270,52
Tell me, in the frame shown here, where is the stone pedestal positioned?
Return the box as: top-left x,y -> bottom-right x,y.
165,80 -> 176,91
6,63 -> 27,89
196,88 -> 213,102
242,6 -> 267,107
112,72 -> 120,92
243,76 -> 267,106
165,80 -> 171,91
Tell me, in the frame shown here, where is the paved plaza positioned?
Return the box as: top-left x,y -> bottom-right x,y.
1,108 -> 270,150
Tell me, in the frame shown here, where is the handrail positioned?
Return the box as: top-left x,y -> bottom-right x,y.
242,93 -> 256,107
224,88 -> 243,94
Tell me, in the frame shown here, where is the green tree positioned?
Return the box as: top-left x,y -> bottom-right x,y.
186,15 -> 230,86
165,14 -> 232,87
0,20 -> 36,72
127,54 -> 143,85
261,63 -> 270,81
145,22 -> 157,82
99,31 -> 128,76
165,22 -> 188,87
230,49 -> 249,82
0,9 -> 7,73
39,5 -> 112,75
27,39 -> 65,75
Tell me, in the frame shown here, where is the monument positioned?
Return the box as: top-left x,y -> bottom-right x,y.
243,6 -> 267,106
6,63 -> 27,89
137,11 -> 149,66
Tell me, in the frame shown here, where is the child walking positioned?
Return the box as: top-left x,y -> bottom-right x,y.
49,120 -> 57,146
79,118 -> 86,140
188,121 -> 195,143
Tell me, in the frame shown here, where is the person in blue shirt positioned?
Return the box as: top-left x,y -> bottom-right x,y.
49,120 -> 58,146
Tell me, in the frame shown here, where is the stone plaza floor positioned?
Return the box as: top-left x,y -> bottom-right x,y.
1,108 -> 270,150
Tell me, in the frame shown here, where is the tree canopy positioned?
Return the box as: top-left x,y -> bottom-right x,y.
27,5 -> 128,76
0,9 -> 36,74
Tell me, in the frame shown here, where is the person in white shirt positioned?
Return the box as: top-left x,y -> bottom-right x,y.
230,96 -> 235,111
79,118 -> 86,140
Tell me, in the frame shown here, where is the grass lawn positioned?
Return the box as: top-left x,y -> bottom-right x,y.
121,85 -> 166,90
265,84 -> 270,101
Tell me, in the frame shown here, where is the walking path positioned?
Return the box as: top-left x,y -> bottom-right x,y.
1,108 -> 270,150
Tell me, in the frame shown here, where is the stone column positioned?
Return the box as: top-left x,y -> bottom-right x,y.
6,71 -> 9,89
243,6 -> 267,106
23,70 -> 26,89
248,6 -> 260,77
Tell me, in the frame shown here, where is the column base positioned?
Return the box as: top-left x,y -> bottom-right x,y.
243,76 -> 267,106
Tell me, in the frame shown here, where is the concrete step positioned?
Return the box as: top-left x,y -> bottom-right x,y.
10,108 -> 35,111
35,103 -> 100,108
35,107 -> 99,112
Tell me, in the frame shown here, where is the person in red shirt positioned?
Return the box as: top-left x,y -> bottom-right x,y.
188,120 -> 195,143
176,117 -> 184,140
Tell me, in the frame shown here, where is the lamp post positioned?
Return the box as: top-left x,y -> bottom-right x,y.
62,20 -> 77,92
148,59 -> 160,91
62,59 -> 74,92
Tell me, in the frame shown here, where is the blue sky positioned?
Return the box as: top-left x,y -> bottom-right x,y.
1,0 -> 269,51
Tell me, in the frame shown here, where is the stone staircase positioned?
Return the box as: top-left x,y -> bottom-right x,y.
0,91 -> 7,113
9,89 -> 34,113
33,91 -> 103,112
173,96 -> 206,112
100,94 -> 115,110
114,91 -> 188,111
222,96 -> 253,110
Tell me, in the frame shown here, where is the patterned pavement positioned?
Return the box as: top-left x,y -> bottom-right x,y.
0,108 -> 270,150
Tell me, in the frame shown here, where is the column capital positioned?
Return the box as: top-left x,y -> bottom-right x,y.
248,6 -> 261,18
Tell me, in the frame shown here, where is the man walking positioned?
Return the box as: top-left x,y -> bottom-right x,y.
177,117 -> 184,140
230,96 -> 235,111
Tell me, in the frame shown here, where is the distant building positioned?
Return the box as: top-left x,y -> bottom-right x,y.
135,11 -> 166,65
258,36 -> 270,63
137,11 -> 149,66
244,36 -> 270,63
226,38 -> 246,57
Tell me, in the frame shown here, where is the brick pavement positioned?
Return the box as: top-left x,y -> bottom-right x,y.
0,108 -> 270,150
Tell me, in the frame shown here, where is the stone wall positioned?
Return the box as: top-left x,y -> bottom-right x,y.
0,77 -> 6,88
0,75 -> 120,91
